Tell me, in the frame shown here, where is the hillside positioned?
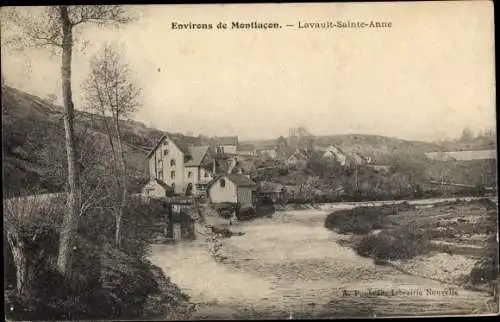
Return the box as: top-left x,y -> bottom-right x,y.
1,86 -> 201,197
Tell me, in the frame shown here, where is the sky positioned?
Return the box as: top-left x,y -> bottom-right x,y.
1,2 -> 496,142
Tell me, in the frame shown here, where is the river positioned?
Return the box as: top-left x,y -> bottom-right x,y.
149,198 -> 495,319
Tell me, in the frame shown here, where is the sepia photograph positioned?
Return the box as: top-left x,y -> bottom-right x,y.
1,2 -> 498,320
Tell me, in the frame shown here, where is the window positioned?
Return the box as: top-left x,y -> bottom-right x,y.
170,159 -> 176,167
220,178 -> 226,188
163,150 -> 169,156
188,171 -> 193,178
171,171 -> 176,180
163,140 -> 168,146
204,172 -> 209,178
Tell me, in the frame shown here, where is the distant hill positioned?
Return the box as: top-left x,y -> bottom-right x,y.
434,137 -> 496,152
244,133 -> 444,165
1,86 -> 201,196
245,133 -> 496,189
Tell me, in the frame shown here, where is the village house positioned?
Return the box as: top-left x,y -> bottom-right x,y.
141,178 -> 175,198
256,181 -> 286,204
184,146 -> 215,196
285,148 -> 310,169
237,143 -> 257,156
207,172 -> 256,208
146,135 -> 215,196
349,152 -> 370,165
320,145 -> 348,166
213,136 -> 238,154
259,145 -> 278,159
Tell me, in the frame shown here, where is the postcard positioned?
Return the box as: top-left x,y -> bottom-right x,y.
1,2 -> 497,320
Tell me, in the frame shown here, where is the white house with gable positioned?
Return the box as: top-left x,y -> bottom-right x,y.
146,135 -> 215,195
322,145 -> 348,166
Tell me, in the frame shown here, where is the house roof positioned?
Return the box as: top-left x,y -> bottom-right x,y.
185,146 -> 209,167
288,148 -> 309,160
171,136 -> 191,154
207,173 -> 256,189
144,178 -> 173,191
146,134 -> 201,159
228,173 -> 256,187
213,136 -> 238,146
237,143 -> 256,151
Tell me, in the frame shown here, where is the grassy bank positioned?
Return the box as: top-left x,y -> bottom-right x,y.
4,196 -> 194,320
324,198 -> 499,291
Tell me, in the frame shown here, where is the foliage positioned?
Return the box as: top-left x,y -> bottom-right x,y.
212,202 -> 238,218
78,197 -> 169,258
324,203 -> 414,234
468,206 -> 499,285
354,226 -> 432,261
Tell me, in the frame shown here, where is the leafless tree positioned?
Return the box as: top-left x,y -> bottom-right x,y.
2,5 -> 135,279
459,127 -> 474,142
83,43 -> 142,248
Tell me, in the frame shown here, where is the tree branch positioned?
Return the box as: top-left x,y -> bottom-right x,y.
70,5 -> 136,26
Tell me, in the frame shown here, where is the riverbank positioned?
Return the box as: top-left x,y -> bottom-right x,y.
325,197 -> 498,310
276,196 -> 497,212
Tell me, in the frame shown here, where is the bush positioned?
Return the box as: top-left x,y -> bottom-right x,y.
212,202 -> 237,218
324,203 -> 415,234
354,227 -> 432,261
469,257 -> 498,285
236,205 -> 275,221
78,197 -> 170,259
468,235 -> 499,285
236,206 -> 256,221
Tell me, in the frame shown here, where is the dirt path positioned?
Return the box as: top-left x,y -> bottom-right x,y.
149,208 -> 493,319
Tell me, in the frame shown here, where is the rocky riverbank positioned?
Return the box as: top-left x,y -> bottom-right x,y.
324,197 -> 498,311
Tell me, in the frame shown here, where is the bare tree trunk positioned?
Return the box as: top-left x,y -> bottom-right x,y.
7,232 -> 31,297
114,114 -> 127,249
57,5 -> 81,279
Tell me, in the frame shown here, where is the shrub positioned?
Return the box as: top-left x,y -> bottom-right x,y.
78,197 -> 170,259
468,235 -> 499,285
236,206 -> 256,221
325,203 -> 416,234
325,207 -> 386,234
212,202 -> 237,218
354,227 -> 432,261
236,204 -> 275,221
120,198 -> 170,258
